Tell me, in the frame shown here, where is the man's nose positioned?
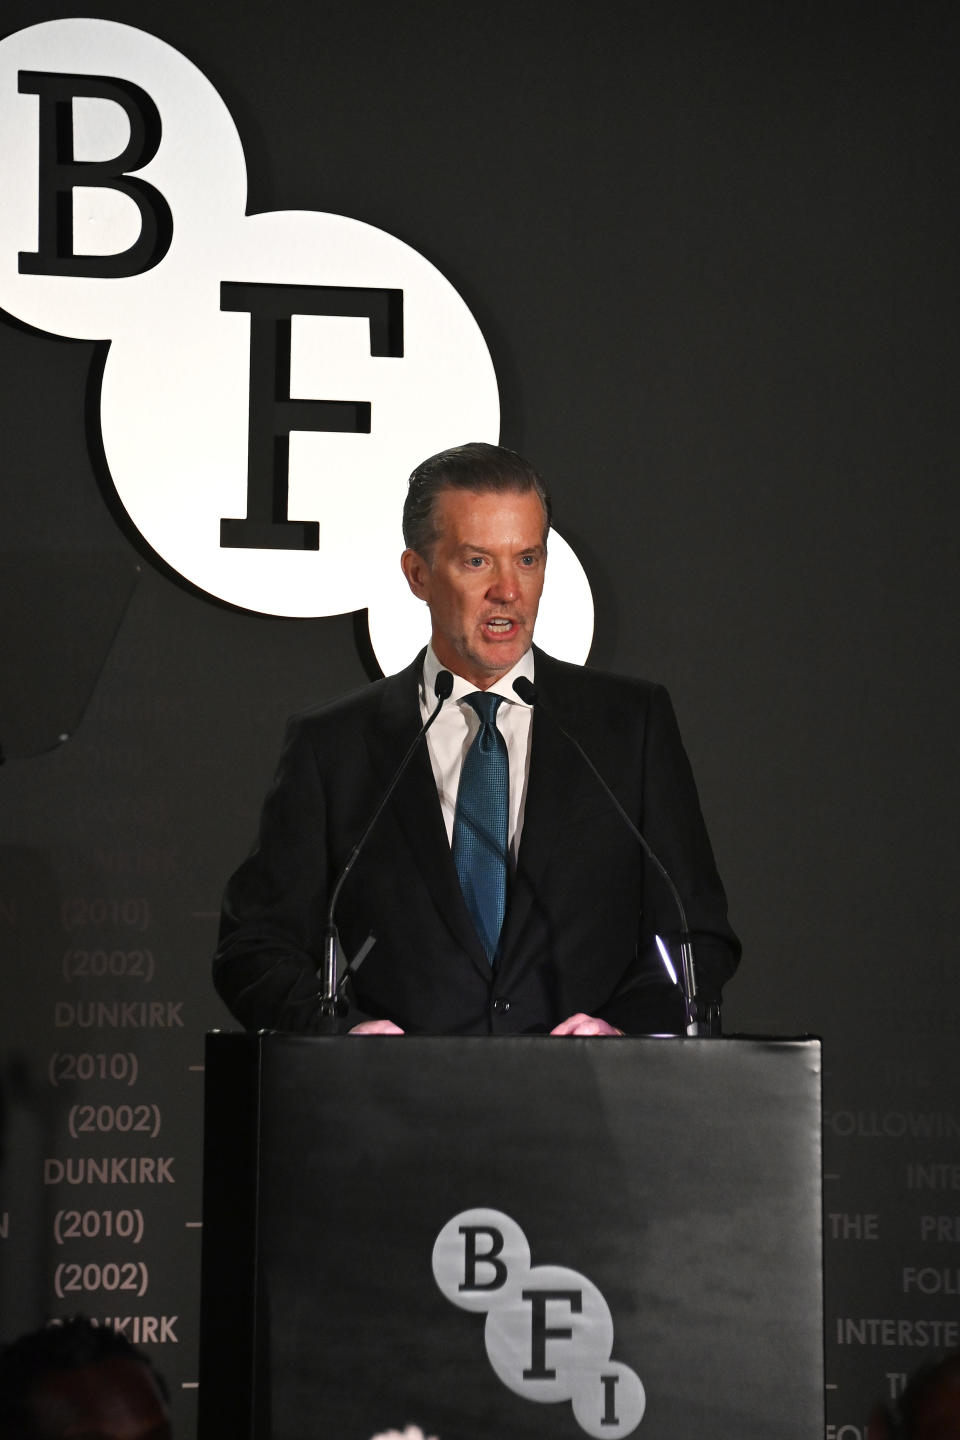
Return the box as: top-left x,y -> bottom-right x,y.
486,565 -> 519,602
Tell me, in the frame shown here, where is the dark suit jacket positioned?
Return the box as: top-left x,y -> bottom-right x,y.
213,649 -> 739,1035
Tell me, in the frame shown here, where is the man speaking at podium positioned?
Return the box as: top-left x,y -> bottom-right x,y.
214,443 -> 739,1036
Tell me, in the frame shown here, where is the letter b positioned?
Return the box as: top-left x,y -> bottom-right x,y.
18,70 -> 173,277
432,1208 -> 531,1312
459,1225 -> 508,1292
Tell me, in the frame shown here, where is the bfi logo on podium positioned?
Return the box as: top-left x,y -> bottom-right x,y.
433,1208 -> 646,1437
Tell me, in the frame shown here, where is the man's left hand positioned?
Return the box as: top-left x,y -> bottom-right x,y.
550,1013 -> 623,1036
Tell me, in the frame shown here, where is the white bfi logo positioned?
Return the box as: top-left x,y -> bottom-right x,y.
0,20 -> 594,674
432,1208 -> 645,1437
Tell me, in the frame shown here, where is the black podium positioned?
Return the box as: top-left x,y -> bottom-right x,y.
199,1034 -> 823,1440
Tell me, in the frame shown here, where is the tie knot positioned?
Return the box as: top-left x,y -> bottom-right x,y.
465,691 -> 503,727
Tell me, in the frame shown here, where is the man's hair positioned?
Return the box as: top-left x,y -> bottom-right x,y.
402,442 -> 552,558
0,1316 -> 168,1437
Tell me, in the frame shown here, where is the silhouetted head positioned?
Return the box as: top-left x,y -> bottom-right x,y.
0,1317 -> 170,1440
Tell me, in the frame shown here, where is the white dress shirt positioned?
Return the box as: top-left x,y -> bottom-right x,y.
420,645 -> 535,867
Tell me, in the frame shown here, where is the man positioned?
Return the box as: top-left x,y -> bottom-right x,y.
214,442 -> 739,1035
0,1317 -> 171,1440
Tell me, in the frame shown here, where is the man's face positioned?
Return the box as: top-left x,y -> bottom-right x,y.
401,486 -> 547,689
25,1356 -> 171,1440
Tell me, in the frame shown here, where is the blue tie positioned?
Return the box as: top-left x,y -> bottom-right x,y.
452,691 -> 509,963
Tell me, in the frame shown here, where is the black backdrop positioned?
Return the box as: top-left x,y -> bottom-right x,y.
1,3 -> 958,1437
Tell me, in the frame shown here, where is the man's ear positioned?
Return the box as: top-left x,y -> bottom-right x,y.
400,548 -> 430,601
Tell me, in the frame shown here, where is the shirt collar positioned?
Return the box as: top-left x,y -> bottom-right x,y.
422,644 -> 536,708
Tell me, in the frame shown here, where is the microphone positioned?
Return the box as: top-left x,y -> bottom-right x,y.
317,669 -> 454,1019
513,675 -> 712,1037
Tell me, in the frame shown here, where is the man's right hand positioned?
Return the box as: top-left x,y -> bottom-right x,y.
348,1019 -> 405,1034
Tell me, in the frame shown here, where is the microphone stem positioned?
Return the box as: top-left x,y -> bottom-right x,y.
519,678 -> 713,1037
319,678 -> 452,1012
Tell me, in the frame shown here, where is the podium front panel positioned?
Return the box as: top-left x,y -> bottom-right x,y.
200,1035 -> 823,1440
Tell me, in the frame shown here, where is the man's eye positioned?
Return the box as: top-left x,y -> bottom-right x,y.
467,556 -> 485,566
520,554 -> 537,566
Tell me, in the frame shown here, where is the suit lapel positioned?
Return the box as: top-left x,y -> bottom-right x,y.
363,656 -> 491,977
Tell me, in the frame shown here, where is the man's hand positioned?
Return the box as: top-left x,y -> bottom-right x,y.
350,1016 -> 621,1035
550,1013 -> 623,1037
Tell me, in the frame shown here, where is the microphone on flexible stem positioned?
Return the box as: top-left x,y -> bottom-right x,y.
512,674 -> 713,1037
317,668 -> 455,1020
